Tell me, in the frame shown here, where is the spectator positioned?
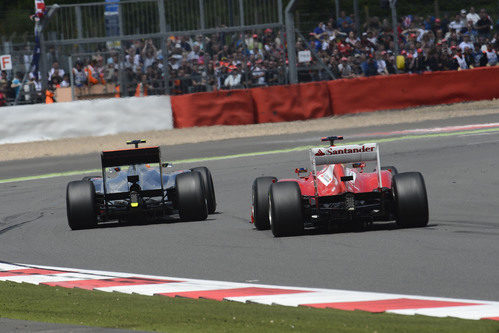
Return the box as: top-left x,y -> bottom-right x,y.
85,59 -> 100,85
361,55 -> 378,76
60,74 -> 70,87
0,86 -> 6,107
224,67 -> 242,89
48,61 -> 64,81
135,74 -> 150,97
338,57 -> 354,78
483,43 -> 498,66
375,51 -> 388,75
466,7 -> 480,25
22,76 -> 39,103
384,51 -> 397,74
337,11 -> 353,32
459,34 -> 475,52
252,59 -> 266,86
0,71 -> 7,86
452,47 -> 469,70
45,84 -> 56,104
11,72 -> 23,98
448,14 -> 466,33
142,39 -> 157,70
72,61 -> 87,88
475,9 -> 493,37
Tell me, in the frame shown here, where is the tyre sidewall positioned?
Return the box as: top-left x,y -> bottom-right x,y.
176,171 -> 208,221
269,181 -> 304,237
252,177 -> 277,230
66,180 -> 97,230
393,172 -> 429,228
190,167 -> 216,214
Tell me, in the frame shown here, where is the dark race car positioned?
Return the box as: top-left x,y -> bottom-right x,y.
66,140 -> 216,230
252,136 -> 428,237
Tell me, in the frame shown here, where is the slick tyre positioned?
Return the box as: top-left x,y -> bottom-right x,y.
252,176 -> 277,230
392,172 -> 429,228
191,167 -> 217,214
269,182 -> 304,237
176,171 -> 208,221
381,166 -> 398,175
66,180 -> 97,230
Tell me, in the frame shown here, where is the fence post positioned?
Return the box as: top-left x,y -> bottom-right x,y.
75,5 -> 83,52
277,0 -> 287,85
335,0 -> 340,24
239,0 -> 244,26
389,0 -> 399,72
228,0 -> 234,26
39,5 -> 59,98
199,0 -> 206,29
117,2 -> 125,96
285,0 -> 298,84
40,34 -> 48,94
118,2 -> 124,37
157,0 -> 170,95
353,0 -> 360,33
68,56 -> 75,101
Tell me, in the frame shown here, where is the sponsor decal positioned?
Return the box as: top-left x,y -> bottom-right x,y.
315,145 -> 375,156
317,166 -> 334,186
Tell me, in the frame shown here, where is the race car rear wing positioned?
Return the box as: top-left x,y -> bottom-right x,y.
310,143 -> 383,189
101,147 -> 161,168
100,146 -> 165,205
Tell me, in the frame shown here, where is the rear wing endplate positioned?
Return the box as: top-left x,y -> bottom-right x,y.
310,143 -> 382,189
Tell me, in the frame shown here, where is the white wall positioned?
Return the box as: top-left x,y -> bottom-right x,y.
0,96 -> 173,144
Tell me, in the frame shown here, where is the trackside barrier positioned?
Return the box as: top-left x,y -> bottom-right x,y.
170,67 -> 499,128
171,90 -> 256,128
327,66 -> 499,115
251,82 -> 332,123
3,68 -> 495,145
0,96 -> 173,144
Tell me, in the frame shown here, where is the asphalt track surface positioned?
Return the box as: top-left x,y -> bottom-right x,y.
0,112 -> 498,310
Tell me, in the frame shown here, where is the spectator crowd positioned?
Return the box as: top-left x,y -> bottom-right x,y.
304,7 -> 498,80
0,6 -> 497,106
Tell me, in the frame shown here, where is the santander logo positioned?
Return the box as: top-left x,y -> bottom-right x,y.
315,145 -> 375,156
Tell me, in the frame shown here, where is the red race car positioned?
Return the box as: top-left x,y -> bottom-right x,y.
252,136 -> 428,237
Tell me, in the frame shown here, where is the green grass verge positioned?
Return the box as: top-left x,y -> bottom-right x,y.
0,281 -> 497,332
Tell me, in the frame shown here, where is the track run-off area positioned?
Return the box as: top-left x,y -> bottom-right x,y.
0,111 -> 498,323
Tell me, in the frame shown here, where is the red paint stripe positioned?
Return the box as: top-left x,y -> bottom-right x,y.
42,277 -> 179,290
482,317 -> 499,321
0,268 -> 68,277
302,298 -> 483,312
158,287 -> 308,301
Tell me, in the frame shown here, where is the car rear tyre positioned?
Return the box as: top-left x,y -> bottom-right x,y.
66,180 -> 98,230
191,167 -> 216,214
269,182 -> 304,237
392,172 -> 428,228
176,171 -> 208,221
252,176 -> 277,230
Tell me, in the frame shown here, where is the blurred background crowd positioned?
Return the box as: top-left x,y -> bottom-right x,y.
0,4 -> 497,106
